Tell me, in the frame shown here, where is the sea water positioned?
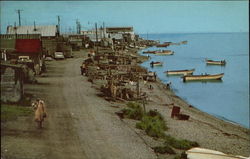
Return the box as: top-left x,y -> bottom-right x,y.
139,33 -> 249,128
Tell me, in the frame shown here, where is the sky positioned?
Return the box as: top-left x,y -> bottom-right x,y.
0,1 -> 249,34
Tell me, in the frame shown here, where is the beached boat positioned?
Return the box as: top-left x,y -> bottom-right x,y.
206,59 -> 226,65
186,148 -> 248,159
150,61 -> 163,67
143,50 -> 156,54
165,69 -> 195,76
182,73 -> 224,82
155,50 -> 174,55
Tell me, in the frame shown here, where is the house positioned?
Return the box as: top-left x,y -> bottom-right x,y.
0,34 -> 44,75
106,27 -> 135,42
6,25 -> 59,57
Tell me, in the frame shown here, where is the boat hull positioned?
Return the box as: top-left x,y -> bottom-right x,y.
166,69 -> 195,76
151,62 -> 163,67
183,73 -> 224,82
206,60 -> 226,65
155,51 -> 174,56
153,63 -> 163,66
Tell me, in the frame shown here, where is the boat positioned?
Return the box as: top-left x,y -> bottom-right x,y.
186,147 -> 248,159
150,61 -> 163,67
142,50 -> 156,54
165,69 -> 195,76
182,73 -> 224,82
156,43 -> 169,47
206,59 -> 226,65
155,50 -> 174,55
180,40 -> 188,44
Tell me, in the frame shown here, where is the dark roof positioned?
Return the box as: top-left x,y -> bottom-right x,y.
106,27 -> 133,33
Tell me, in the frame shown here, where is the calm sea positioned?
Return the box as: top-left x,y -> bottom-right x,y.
139,33 -> 249,128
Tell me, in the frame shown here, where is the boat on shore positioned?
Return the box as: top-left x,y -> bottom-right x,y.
143,50 -> 156,54
206,59 -> 226,65
150,61 -> 163,67
165,69 -> 195,76
182,73 -> 224,82
155,50 -> 174,55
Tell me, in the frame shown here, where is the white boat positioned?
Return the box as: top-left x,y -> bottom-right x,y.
186,148 -> 248,159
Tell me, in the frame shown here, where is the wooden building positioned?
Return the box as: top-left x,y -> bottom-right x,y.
1,63 -> 25,103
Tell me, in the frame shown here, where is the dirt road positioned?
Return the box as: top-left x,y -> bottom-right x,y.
1,51 -> 156,159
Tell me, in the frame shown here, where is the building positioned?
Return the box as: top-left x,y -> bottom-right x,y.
106,27 -> 135,42
6,25 -> 59,57
1,63 -> 25,103
0,34 -> 44,75
6,25 -> 59,37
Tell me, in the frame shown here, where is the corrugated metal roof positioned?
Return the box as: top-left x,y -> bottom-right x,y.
7,25 -> 58,37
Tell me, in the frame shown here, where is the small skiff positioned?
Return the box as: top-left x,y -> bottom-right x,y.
143,50 -> 156,54
206,59 -> 226,65
186,148 -> 247,159
182,73 -> 224,82
155,50 -> 174,55
150,61 -> 163,67
165,69 -> 195,76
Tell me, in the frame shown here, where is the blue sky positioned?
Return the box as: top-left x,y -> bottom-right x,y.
0,1 -> 249,34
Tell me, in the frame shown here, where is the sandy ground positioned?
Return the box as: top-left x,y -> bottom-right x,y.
1,48 -> 249,159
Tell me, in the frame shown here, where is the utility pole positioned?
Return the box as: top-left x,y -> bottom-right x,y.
57,16 -> 60,34
95,22 -> 98,53
103,22 -> 105,38
16,9 -> 23,26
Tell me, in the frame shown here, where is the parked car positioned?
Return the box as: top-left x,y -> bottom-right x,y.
54,52 -> 65,60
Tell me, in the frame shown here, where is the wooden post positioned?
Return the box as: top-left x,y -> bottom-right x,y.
136,74 -> 139,99
95,23 -> 99,54
142,97 -> 146,114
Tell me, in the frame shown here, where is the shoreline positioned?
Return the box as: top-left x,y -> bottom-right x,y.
132,47 -> 249,156
136,47 -> 249,130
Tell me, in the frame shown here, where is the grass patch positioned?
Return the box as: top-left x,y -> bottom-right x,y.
136,110 -> 167,138
153,145 -> 175,154
122,102 -> 144,120
1,104 -> 32,122
164,135 -> 199,150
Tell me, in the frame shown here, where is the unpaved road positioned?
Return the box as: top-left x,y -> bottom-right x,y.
1,51 -> 156,159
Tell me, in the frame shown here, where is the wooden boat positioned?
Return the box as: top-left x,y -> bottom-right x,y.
155,50 -> 174,55
182,73 -> 224,82
180,40 -> 188,44
142,50 -> 156,54
206,59 -> 226,65
165,69 -> 195,76
150,61 -> 163,67
156,43 -> 169,47
186,148 -> 248,159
